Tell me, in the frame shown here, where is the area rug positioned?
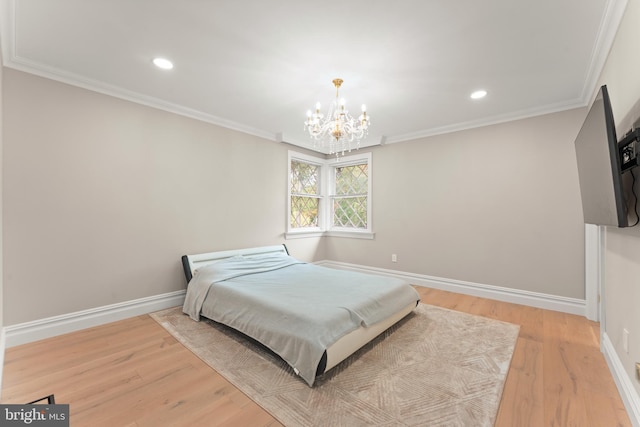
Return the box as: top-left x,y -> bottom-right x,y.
150,304 -> 519,426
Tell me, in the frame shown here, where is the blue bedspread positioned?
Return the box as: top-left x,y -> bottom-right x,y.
182,253 -> 420,386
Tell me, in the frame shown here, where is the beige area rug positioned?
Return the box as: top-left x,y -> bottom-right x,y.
151,304 -> 519,426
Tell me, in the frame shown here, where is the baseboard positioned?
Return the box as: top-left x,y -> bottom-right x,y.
1,263 -> 585,351
318,260 -> 586,316
0,262 -> 585,356
3,290 -> 186,348
602,332 -> 640,427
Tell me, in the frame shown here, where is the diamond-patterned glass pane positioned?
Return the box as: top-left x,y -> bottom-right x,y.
335,164 -> 368,195
333,197 -> 367,228
291,196 -> 319,228
291,161 -> 319,195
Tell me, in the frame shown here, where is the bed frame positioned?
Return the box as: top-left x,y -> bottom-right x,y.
181,244 -> 289,283
181,244 -> 417,378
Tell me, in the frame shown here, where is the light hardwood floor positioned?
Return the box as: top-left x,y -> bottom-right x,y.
1,286 -> 632,426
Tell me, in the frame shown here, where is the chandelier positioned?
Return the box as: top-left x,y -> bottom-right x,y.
304,78 -> 370,157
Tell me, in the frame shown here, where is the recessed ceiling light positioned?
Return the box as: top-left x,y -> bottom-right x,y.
153,57 -> 174,70
470,90 -> 487,99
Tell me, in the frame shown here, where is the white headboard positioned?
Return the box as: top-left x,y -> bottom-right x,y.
181,244 -> 289,282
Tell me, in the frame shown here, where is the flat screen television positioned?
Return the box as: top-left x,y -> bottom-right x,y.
574,85 -> 628,227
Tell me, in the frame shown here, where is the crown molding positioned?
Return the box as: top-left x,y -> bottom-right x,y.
580,0 -> 629,104
385,97 -> 585,144
0,0 -> 630,149
5,54 -> 279,142
278,132 -> 384,154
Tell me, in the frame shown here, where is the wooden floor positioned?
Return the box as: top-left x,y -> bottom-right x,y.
1,287 -> 631,427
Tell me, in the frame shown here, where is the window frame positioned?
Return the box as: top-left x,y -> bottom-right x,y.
287,151 -> 325,237
287,150 -> 373,240
326,152 -> 372,237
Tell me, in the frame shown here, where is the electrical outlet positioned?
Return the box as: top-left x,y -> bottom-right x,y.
623,329 -> 629,353
391,254 -> 397,263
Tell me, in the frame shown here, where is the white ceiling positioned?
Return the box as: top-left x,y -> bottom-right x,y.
0,0 -> 628,153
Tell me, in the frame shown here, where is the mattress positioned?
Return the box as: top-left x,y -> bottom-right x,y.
182,250 -> 420,386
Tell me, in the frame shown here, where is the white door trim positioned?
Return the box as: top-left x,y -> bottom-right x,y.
584,224 -> 603,322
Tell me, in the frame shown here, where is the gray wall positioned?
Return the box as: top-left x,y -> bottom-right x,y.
3,65 -> 587,326
596,0 -> 640,398
328,108 -> 587,298
2,69 -> 324,325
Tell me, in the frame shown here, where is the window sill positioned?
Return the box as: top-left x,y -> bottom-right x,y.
325,230 -> 375,240
285,230 -> 375,240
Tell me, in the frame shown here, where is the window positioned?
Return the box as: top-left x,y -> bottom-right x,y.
289,159 -> 321,230
287,151 -> 373,239
332,162 -> 369,229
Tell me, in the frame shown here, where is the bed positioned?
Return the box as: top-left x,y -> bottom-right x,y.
181,244 -> 420,386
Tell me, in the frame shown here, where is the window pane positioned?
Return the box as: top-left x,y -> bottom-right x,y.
335,164 -> 368,195
291,161 -> 319,195
291,196 -> 319,228
333,196 -> 367,228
